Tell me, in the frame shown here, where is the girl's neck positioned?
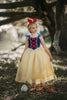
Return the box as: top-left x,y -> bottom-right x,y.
31,32 -> 37,36
30,33 -> 38,37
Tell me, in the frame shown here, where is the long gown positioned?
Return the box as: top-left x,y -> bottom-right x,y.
15,34 -> 57,84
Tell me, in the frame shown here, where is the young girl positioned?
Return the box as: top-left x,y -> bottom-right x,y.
15,18 -> 57,92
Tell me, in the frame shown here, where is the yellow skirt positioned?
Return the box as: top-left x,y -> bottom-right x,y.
15,44 -> 57,84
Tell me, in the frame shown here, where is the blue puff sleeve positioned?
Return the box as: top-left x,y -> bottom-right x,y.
38,34 -> 43,37
26,34 -> 29,37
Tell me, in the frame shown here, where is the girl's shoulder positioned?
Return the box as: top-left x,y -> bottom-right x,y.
25,34 -> 43,38
38,34 -> 43,37
25,34 -> 30,37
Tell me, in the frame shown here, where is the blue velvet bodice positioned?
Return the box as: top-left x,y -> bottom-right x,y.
26,34 -> 43,50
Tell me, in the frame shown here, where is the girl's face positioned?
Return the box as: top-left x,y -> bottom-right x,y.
29,24 -> 37,33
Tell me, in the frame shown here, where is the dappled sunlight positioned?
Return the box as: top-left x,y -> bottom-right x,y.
0,47 -> 67,99
0,0 -> 67,100
0,37 -> 67,100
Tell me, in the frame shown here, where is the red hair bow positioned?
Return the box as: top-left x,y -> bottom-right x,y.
28,18 -> 37,23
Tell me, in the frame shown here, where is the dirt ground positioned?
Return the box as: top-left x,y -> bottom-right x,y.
0,51 -> 67,100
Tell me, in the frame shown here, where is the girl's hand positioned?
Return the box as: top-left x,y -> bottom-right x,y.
20,57 -> 22,62
20,54 -> 23,62
50,56 -> 53,62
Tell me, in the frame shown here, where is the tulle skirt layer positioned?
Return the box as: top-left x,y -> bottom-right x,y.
15,44 -> 57,84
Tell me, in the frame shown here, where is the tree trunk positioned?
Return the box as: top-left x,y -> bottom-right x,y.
0,0 -> 67,54
60,14 -> 67,51
53,0 -> 67,54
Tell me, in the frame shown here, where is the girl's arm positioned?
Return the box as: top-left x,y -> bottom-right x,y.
39,36 -> 52,61
20,37 -> 29,61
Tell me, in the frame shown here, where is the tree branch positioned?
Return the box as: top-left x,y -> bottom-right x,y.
0,12 -> 45,26
0,12 -> 38,17
34,0 -> 55,27
0,0 -> 35,9
48,1 -> 57,7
